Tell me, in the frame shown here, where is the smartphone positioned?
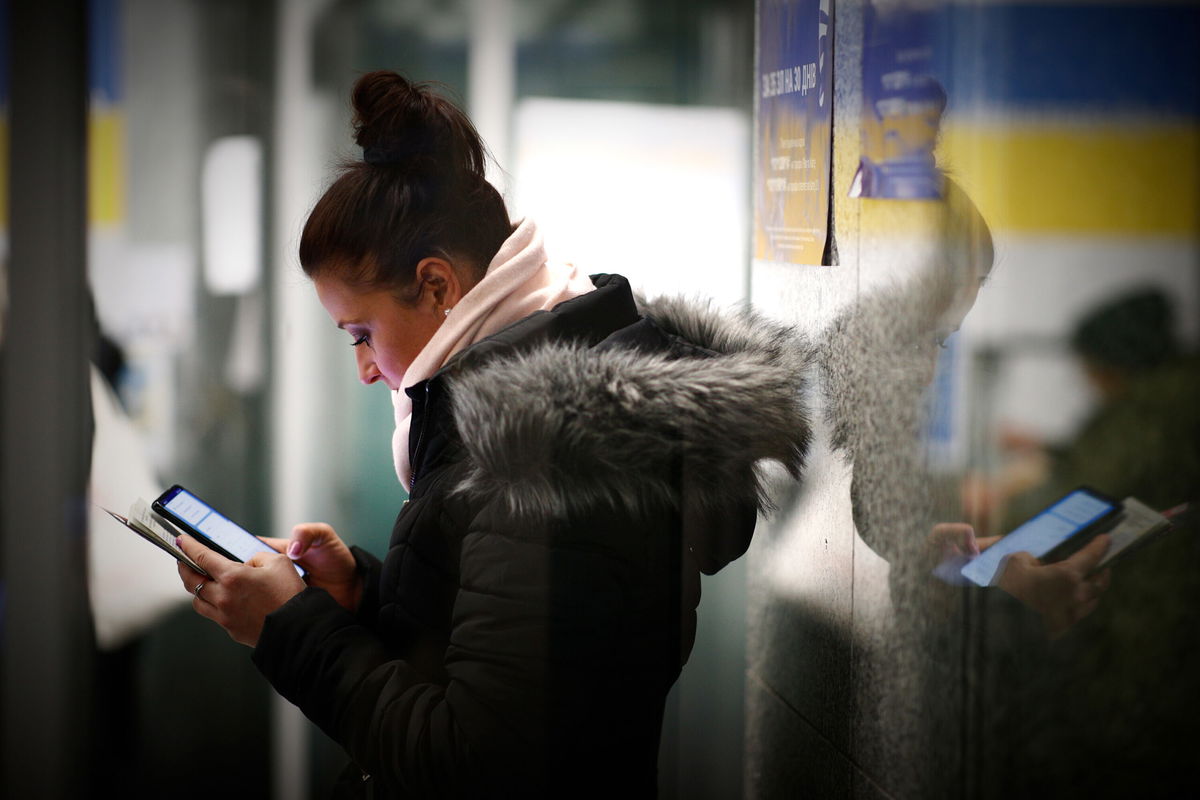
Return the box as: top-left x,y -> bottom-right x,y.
152,484 -> 306,578
960,486 -> 1120,587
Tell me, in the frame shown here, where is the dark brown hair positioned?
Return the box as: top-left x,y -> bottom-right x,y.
299,70 -> 512,297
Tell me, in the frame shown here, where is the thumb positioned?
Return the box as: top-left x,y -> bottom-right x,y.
259,536 -> 291,553
246,551 -> 280,568
1065,533 -> 1112,576
996,550 -> 1039,595
287,523 -> 337,560
975,534 -> 1002,551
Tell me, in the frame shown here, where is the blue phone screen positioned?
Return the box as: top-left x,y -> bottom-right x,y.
161,488 -> 305,577
960,489 -> 1115,586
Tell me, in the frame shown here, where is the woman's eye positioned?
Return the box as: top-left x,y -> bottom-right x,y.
351,334 -> 370,348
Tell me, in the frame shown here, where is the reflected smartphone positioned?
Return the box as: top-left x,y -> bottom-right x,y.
960,486 -> 1120,587
152,484 -> 306,578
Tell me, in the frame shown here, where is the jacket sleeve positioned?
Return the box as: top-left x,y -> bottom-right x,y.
251,499 -> 670,798
253,585 -> 493,796
349,544 -> 384,629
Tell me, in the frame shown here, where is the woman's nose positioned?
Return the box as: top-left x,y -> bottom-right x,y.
355,347 -> 382,385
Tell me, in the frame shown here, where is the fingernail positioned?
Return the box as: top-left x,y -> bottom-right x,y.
288,541 -> 302,558
175,536 -> 181,548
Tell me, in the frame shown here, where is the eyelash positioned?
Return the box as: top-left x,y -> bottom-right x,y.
351,334 -> 370,348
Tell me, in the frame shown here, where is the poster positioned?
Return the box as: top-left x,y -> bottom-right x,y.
755,0 -> 833,266
852,1 -> 945,199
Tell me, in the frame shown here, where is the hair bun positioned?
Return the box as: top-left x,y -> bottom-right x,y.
351,70 -> 486,177
301,70 -> 513,297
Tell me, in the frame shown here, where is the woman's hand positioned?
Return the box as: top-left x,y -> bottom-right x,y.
176,535 -> 307,647
996,534 -> 1113,639
927,523 -> 1113,638
927,522 -> 1001,584
928,522 -> 1001,562
261,523 -> 361,613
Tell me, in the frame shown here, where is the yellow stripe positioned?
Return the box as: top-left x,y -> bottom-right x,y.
89,109 -> 125,226
936,121 -> 1199,235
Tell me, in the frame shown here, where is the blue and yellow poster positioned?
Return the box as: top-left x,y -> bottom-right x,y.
853,1 -> 945,199
755,0 -> 833,266
89,0 -> 125,227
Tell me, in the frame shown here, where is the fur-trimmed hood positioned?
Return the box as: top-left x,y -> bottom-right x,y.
447,290 -> 814,531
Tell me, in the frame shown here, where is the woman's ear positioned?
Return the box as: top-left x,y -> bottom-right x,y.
413,257 -> 464,312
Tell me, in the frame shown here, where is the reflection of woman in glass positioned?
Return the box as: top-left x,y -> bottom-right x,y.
175,71 -> 811,796
814,181 -> 1117,796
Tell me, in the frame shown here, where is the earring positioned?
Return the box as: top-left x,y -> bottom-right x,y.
444,307 -> 452,317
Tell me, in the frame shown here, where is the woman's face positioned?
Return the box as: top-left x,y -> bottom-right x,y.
314,273 -> 444,391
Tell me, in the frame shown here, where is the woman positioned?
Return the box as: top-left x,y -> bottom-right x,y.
177,70 -> 811,798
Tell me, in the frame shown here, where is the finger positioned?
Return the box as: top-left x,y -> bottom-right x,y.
179,560 -> 216,608
1074,596 -> 1101,625
177,558 -> 204,587
176,534 -> 238,581
191,577 -> 214,606
259,536 -> 291,553
975,535 -> 1002,551
1079,569 -> 1111,602
246,551 -> 289,569
287,523 -> 336,560
995,551 -> 1038,594
192,586 -> 222,618
1005,551 -> 1041,570
931,523 -> 977,553
1076,576 -> 1104,604
955,523 -> 979,556
177,559 -> 212,602
1065,534 -> 1112,576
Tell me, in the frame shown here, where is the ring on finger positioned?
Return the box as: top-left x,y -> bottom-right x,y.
194,581 -> 205,599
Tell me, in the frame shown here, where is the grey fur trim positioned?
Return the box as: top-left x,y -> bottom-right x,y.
636,293 -> 815,382
449,297 -> 813,521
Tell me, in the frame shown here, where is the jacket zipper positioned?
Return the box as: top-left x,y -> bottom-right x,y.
408,381 -> 433,493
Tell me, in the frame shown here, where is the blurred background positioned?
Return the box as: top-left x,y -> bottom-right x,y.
1,0 -> 1196,798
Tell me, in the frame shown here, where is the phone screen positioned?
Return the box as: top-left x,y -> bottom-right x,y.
960,488 -> 1117,587
155,486 -> 305,577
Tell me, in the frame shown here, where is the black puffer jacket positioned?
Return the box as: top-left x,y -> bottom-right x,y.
253,274 -> 811,798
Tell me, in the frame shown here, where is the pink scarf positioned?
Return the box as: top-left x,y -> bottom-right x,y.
392,218 -> 595,489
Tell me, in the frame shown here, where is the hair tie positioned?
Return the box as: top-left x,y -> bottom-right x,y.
363,142 -> 430,166
363,145 -> 399,165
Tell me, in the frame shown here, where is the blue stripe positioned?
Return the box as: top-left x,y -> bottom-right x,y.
89,0 -> 120,104
0,0 -> 9,106
930,3 -> 1200,116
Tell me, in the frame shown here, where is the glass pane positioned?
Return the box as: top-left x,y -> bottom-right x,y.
747,2 -> 1200,798
85,1 -> 274,796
